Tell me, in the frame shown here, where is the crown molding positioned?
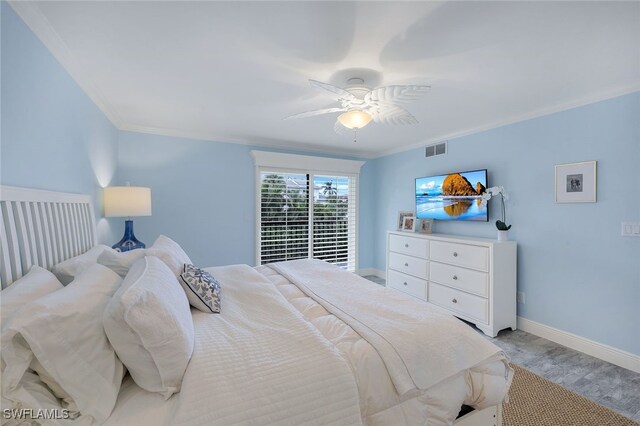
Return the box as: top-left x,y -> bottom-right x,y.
120,122 -> 373,159
8,1 -> 123,128
371,85 -> 640,159
124,85 -> 640,161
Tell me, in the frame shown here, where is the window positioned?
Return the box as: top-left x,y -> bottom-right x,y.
252,151 -> 363,272
259,172 -> 310,264
312,175 -> 357,270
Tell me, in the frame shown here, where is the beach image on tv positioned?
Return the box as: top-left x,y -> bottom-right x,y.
415,170 -> 488,221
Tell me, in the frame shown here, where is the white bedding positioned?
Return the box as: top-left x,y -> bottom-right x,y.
104,261 -> 512,426
168,264 -> 362,425
269,259 -> 507,395
258,263 -> 512,425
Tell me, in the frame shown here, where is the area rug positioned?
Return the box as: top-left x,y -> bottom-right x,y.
503,364 -> 638,426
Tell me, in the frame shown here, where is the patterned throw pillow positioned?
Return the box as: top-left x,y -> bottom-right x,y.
179,264 -> 221,313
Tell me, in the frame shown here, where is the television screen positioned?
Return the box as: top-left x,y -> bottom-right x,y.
415,169 -> 488,221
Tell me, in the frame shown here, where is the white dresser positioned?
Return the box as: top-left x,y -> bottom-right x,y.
386,231 -> 517,337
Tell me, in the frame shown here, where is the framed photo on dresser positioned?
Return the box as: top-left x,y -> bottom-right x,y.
417,218 -> 434,234
397,211 -> 414,230
402,216 -> 416,232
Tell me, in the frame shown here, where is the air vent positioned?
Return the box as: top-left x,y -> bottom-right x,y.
425,141 -> 447,158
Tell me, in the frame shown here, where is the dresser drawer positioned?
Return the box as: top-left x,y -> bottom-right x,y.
430,241 -> 489,272
387,269 -> 427,300
429,282 -> 488,323
389,234 -> 428,258
388,252 -> 428,280
429,261 -> 489,297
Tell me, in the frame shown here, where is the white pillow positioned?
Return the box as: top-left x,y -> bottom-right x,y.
0,266 -> 63,327
1,264 -> 125,424
0,266 -> 63,401
146,235 -> 192,276
103,256 -> 194,399
52,244 -> 112,285
98,248 -> 146,278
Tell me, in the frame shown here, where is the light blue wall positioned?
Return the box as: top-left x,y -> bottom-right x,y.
359,92 -> 640,355
116,131 -> 368,268
116,132 -> 256,267
0,3 -> 119,243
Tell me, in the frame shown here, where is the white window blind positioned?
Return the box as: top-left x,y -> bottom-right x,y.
258,171 -> 358,272
259,172 -> 310,264
312,175 -> 357,271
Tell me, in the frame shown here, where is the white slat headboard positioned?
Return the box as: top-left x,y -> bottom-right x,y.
0,186 -> 97,288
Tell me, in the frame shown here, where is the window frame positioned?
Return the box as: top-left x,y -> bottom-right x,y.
251,151 -> 364,271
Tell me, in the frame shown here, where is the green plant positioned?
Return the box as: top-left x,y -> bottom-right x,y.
496,220 -> 511,231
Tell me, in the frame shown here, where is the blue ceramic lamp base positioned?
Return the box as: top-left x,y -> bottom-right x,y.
113,219 -> 145,252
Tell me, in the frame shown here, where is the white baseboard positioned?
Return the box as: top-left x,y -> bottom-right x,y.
357,268 -> 385,279
517,316 -> 640,374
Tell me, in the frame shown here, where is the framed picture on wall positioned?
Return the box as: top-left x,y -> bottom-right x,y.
397,210 -> 413,230
555,161 -> 597,203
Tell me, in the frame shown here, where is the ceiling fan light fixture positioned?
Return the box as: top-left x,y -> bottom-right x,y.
337,110 -> 373,130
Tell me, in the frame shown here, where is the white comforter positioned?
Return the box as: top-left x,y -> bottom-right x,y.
167,264 -> 362,426
269,259 -> 506,395
258,262 -> 512,425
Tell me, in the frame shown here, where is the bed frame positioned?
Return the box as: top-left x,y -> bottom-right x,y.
0,185 -> 96,288
0,185 -> 503,425
456,404 -> 502,425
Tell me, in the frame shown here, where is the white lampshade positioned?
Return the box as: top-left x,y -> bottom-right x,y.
104,186 -> 152,217
337,110 -> 373,130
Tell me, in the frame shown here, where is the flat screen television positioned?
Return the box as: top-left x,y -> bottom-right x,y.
415,169 -> 488,221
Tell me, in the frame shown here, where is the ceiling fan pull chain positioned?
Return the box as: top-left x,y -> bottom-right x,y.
353,128 -> 357,143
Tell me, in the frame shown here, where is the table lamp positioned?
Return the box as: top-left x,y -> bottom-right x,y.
104,186 -> 152,252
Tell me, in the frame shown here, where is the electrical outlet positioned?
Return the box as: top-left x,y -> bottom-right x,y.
517,291 -> 525,304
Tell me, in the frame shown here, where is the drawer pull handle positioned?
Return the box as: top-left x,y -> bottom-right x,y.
403,282 -> 408,286
453,275 -> 458,280
453,252 -> 458,257
404,262 -> 409,267
405,244 -> 409,248
452,298 -> 458,304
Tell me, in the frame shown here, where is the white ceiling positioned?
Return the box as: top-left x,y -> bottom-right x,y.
12,1 -> 640,158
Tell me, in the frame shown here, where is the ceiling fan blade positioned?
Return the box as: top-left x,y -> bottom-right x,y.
368,104 -> 419,126
309,80 -> 357,102
285,107 -> 346,120
365,85 -> 430,105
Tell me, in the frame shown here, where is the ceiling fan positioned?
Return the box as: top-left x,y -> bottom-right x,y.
285,77 -> 430,137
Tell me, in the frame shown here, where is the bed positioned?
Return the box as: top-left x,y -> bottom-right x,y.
0,186 -> 512,426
